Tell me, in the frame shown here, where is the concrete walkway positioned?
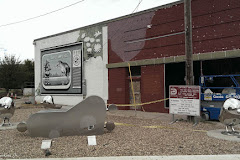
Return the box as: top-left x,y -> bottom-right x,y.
6,155 -> 240,160
207,129 -> 240,142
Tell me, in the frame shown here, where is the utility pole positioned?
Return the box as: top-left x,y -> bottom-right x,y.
184,0 -> 194,85
184,0 -> 195,123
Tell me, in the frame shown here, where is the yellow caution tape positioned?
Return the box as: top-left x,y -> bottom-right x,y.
128,63 -> 137,109
107,98 -> 169,107
140,98 -> 169,106
191,129 -> 208,133
110,63 -> 207,133
114,122 -> 136,127
107,63 -> 169,108
115,122 -> 207,133
142,125 -> 176,130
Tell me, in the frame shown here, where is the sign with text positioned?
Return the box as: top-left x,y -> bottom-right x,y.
169,85 -> 200,116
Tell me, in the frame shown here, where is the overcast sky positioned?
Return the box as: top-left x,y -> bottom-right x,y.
0,0 -> 179,61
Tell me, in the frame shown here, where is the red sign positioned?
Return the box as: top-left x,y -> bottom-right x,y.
169,85 -> 200,116
169,85 -> 200,99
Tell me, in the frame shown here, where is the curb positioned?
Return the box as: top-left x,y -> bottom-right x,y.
5,155 -> 240,160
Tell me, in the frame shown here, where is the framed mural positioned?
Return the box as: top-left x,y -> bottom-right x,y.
41,42 -> 83,94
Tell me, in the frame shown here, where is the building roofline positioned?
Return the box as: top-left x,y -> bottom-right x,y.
33,0 -> 183,42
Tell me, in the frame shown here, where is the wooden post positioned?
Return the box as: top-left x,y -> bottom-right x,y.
128,63 -> 137,116
184,0 -> 194,85
184,0 -> 195,122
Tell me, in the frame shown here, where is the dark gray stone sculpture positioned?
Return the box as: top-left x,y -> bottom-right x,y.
17,95 -> 115,138
41,95 -> 61,109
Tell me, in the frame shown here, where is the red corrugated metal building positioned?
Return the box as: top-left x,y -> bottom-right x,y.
107,0 -> 240,112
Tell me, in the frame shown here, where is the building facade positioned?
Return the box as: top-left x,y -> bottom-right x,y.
34,25 -> 109,105
34,0 -> 240,112
107,0 -> 240,112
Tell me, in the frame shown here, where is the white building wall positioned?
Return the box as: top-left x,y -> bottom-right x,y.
102,26 -> 108,102
34,26 -> 108,105
23,88 -> 35,96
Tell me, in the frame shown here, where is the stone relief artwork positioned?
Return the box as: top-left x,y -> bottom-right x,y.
41,42 -> 83,94
77,26 -> 103,60
82,31 -> 102,53
42,51 -> 72,90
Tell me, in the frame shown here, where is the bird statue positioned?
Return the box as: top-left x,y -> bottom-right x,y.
41,95 -> 61,109
0,97 -> 15,126
219,98 -> 240,135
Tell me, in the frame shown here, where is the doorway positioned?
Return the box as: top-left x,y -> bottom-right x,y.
129,80 -> 142,110
128,66 -> 142,110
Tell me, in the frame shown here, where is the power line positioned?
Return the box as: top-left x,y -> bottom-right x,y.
132,0 -> 143,13
0,0 -> 85,28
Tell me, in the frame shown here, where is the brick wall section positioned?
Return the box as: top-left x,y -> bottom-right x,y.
108,40 -> 123,64
191,0 -> 240,53
141,64 -> 168,113
131,4 -> 185,60
108,68 -> 130,110
108,0 -> 240,112
108,0 -> 240,62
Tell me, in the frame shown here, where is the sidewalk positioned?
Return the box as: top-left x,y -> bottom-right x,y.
7,155 -> 240,160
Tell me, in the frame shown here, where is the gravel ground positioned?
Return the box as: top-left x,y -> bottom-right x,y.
0,105 -> 240,159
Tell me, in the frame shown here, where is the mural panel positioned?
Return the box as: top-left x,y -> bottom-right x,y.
77,26 -> 103,60
41,42 -> 83,94
42,51 -> 71,90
